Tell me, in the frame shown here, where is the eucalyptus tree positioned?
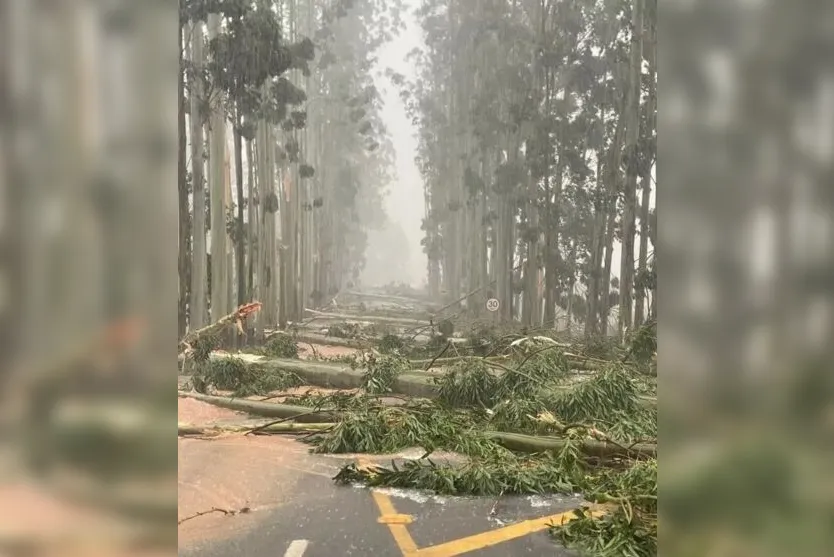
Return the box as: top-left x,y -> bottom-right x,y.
178,22 -> 191,337
304,0 -> 402,305
617,0 -> 644,337
177,0 -> 405,335
407,0 -> 656,338
634,0 -> 657,328
188,20 -> 208,329
203,0 -> 314,307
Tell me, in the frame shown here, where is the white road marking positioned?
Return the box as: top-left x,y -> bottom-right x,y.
283,539 -> 309,557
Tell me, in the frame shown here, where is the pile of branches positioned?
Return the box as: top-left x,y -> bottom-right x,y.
284,347 -> 655,555
189,357 -> 304,397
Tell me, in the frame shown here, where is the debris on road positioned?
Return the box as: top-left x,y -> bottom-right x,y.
178,298 -> 658,556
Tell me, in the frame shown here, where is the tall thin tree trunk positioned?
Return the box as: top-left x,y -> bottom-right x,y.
585,155 -> 605,337
543,65 -> 558,327
566,238 -> 576,331
635,11 -> 656,328
234,113 -> 246,306
618,0 -> 645,338
224,127 -> 235,314
600,208 -> 616,336
208,13 -> 229,322
247,136 -> 256,301
522,0 -> 547,327
635,174 -> 652,327
189,21 -> 207,330
177,23 -> 190,337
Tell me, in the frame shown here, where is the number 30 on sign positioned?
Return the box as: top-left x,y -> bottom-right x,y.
486,298 -> 500,312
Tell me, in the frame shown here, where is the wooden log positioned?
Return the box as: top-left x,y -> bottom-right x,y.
177,391 -> 342,422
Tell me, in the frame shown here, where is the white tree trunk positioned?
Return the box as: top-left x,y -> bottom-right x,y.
189,21 -> 207,329
208,13 -> 229,321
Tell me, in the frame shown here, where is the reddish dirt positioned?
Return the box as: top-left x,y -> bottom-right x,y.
177,398 -> 339,550
178,395 -> 246,422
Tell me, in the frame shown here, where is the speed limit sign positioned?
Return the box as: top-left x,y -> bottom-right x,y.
486,298 -> 500,312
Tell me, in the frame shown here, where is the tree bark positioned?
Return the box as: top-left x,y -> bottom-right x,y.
618,0 -> 645,338
189,21 -> 207,330
234,113 -> 246,306
635,9 -> 656,328
247,136 -> 256,302
585,156 -> 605,337
177,23 -> 190,338
600,207 -> 617,336
208,13 -> 229,322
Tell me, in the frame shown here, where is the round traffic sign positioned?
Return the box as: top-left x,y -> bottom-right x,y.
486,298 -> 500,312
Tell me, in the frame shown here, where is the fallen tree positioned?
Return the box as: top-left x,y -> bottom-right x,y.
178,421 -> 334,436
195,353 -> 656,405
289,332 -> 372,349
487,431 -> 655,459
304,308 -> 430,327
179,391 -> 656,459
178,391 -> 342,423
179,301 -> 658,557
179,302 -> 262,359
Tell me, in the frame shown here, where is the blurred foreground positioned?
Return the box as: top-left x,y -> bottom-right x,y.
1,1 -> 177,555
660,0 -> 834,555
0,0 -> 832,555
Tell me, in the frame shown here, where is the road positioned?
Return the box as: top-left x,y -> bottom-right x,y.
178,432 -> 586,557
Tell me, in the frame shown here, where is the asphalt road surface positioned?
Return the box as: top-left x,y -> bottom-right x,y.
179,447 -> 587,557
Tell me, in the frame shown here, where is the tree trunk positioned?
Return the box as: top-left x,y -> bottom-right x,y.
635,10 -> 656,329
617,0 -> 645,338
189,21 -> 207,330
234,113 -> 246,306
635,183 -> 652,327
598,84 -> 628,337
265,126 -> 278,327
177,23 -> 190,338
224,136 -> 235,316
208,13 -> 229,322
566,238 -> 576,331
600,207 -> 616,336
247,136 -> 256,302
585,155 -> 605,337
543,104 -> 559,326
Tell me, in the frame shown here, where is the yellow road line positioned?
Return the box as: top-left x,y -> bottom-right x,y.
371,490 -> 419,555
359,454 -> 607,557
410,507 -> 608,557
360,457 -> 418,556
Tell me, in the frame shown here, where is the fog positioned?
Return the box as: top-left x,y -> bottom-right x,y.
363,1 -> 426,288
